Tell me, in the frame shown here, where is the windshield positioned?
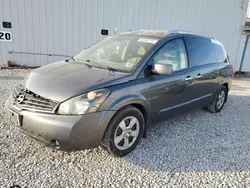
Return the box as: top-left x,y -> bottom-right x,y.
73,35 -> 159,73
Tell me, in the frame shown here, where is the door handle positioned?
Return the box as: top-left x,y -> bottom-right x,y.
196,73 -> 202,79
185,76 -> 192,81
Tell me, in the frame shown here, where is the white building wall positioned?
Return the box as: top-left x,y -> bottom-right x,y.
0,0 -> 249,70
247,0 -> 250,18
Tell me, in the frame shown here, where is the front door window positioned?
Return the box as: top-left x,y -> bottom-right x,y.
151,39 -> 188,72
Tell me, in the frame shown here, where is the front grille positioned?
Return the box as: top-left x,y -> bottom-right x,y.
12,85 -> 59,113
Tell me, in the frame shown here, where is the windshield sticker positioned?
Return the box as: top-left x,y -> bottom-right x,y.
125,62 -> 134,68
138,38 -> 158,44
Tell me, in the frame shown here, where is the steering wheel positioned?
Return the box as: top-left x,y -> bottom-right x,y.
127,57 -> 141,63
108,53 -> 123,63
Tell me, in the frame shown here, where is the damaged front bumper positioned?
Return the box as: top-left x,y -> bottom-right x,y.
4,95 -> 115,151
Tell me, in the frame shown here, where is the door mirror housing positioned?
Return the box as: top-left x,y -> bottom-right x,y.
152,61 -> 173,76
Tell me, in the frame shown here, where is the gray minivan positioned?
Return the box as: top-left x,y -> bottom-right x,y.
5,30 -> 233,157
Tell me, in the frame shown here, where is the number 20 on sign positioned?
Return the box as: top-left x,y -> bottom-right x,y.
0,31 -> 12,42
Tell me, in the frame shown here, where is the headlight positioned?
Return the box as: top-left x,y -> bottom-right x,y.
57,89 -> 110,115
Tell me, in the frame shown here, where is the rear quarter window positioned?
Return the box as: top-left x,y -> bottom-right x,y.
184,37 -> 217,67
211,39 -> 228,63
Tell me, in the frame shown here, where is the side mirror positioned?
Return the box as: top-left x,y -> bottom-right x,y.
152,61 -> 173,76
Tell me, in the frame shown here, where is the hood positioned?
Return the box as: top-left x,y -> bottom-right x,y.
24,61 -> 131,102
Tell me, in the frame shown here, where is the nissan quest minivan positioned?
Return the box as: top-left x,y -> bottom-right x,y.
5,30 -> 233,157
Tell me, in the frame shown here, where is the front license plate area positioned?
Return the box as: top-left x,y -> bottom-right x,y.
10,111 -> 23,126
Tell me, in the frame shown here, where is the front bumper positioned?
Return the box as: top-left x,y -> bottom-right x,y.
4,96 -> 116,151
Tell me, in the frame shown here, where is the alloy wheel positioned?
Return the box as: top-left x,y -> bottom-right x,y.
217,90 -> 225,109
114,116 -> 140,150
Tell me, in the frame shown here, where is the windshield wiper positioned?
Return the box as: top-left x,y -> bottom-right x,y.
65,57 -> 75,62
67,58 -> 93,68
82,59 -> 117,72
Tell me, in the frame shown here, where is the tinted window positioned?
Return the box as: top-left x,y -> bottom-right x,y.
212,40 -> 227,63
151,39 -> 188,71
185,37 -> 216,67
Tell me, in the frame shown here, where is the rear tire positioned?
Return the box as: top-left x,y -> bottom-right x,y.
206,86 -> 227,113
102,105 -> 145,157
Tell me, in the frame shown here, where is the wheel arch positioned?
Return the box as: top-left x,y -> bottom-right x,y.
220,82 -> 229,102
102,95 -> 151,140
107,94 -> 150,122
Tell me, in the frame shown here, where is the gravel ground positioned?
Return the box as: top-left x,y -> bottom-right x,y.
1,69 -> 250,187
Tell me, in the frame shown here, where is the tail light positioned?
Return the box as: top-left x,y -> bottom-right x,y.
227,55 -> 234,74
230,63 -> 234,74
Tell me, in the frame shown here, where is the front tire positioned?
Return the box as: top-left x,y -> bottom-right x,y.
206,86 -> 227,113
102,106 -> 145,157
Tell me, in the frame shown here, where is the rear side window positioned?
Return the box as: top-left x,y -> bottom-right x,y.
184,37 -> 216,67
211,39 -> 228,63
